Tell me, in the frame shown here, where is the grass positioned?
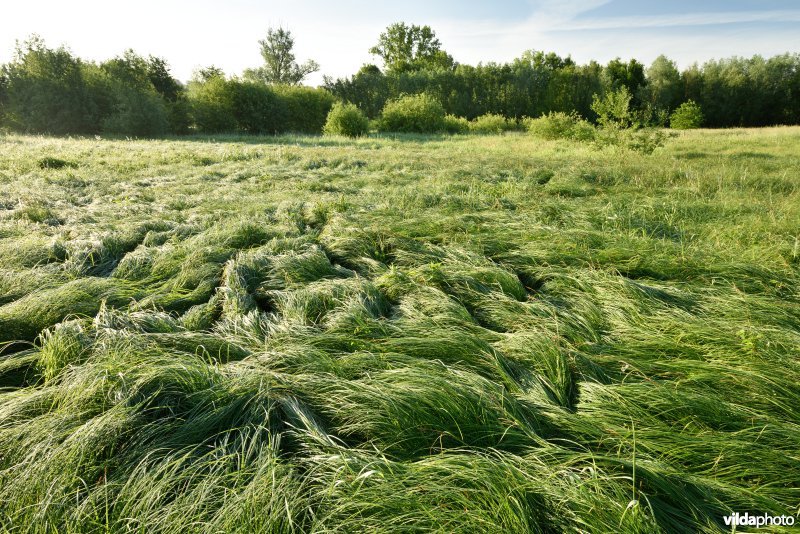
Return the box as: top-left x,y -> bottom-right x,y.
0,128 -> 798,533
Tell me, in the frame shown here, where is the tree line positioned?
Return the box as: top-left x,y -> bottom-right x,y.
1,24 -> 799,137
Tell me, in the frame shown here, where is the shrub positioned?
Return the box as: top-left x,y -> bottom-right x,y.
620,128 -> 672,154
593,126 -> 672,154
230,81 -> 287,134
323,102 -> 369,137
187,76 -> 237,133
588,88 -> 671,153
102,86 -> 169,137
165,97 -> 192,135
0,72 -> 8,127
468,113 -> 512,134
378,93 -> 446,133
2,37 -> 102,134
442,114 -> 469,134
591,87 -> 634,129
273,86 -> 335,134
98,51 -> 179,136
670,100 -> 704,129
526,111 -> 596,141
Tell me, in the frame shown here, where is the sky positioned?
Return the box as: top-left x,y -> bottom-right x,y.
1,1 -> 799,86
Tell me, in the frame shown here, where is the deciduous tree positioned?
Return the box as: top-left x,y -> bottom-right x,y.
244,27 -> 319,85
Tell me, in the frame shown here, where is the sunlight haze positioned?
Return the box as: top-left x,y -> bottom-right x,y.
2,0 -> 799,85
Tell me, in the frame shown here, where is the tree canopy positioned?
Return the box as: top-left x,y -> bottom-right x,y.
244,27 -> 319,85
369,23 -> 454,72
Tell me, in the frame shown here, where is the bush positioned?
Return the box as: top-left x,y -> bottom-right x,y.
0,73 -> 8,127
189,78 -> 339,135
323,102 -> 369,137
469,113 -> 511,134
2,37 -> 102,134
102,86 -> 168,137
593,126 -> 672,154
273,86 -> 335,134
670,100 -> 704,129
442,114 -> 469,134
621,128 -> 671,154
378,93 -> 446,133
165,97 -> 192,135
187,76 -> 237,133
98,51 -> 182,136
230,81 -> 287,134
526,111 -> 596,141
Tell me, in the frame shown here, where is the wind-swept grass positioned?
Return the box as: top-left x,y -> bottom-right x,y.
0,128 -> 798,532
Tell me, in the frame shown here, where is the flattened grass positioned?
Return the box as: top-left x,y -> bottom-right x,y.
0,128 -> 798,532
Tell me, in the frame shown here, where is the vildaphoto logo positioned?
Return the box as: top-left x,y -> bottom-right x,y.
722,512 -> 795,528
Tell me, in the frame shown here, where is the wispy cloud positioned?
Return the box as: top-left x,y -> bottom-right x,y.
551,9 -> 800,31
527,0 -> 613,23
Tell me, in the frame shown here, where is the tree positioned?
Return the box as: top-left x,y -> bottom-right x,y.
144,56 -> 183,102
369,23 -> 454,72
322,64 -> 389,119
2,35 -> 101,134
591,86 -> 633,129
0,71 -> 8,125
193,66 -> 225,82
244,27 -> 319,85
100,50 -> 170,136
604,58 -> 646,103
645,55 -> 681,113
515,50 -> 574,71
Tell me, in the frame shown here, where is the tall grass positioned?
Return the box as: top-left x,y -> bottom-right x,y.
0,128 -> 798,532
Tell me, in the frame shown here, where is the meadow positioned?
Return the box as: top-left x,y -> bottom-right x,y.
0,128 -> 798,532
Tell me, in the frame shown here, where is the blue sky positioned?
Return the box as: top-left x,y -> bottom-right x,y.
1,1 -> 798,85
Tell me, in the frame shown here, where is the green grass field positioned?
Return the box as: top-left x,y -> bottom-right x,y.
0,128 -> 798,533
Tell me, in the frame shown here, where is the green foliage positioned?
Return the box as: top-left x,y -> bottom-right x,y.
645,55 -> 682,114
592,87 -> 634,129
442,114 -> 469,134
144,56 -> 190,134
273,85 -> 335,133
378,93 -> 446,133
670,100 -> 705,129
322,64 -> 388,119
0,39 -> 187,136
5,33 -> 799,136
99,51 -> 170,137
370,23 -> 454,72
525,111 -> 596,141
187,73 -> 334,135
326,50 -> 800,129
229,81 -> 287,134
101,88 -> 168,136
2,36 -> 102,134
323,102 -> 370,137
0,71 -> 8,126
164,97 -> 192,135
243,27 -> 319,85
683,55 -> 800,127
603,58 -> 646,100
187,75 -> 237,133
187,79 -> 334,135
590,88 -> 670,153
469,113 -> 512,134
325,49 -> 605,123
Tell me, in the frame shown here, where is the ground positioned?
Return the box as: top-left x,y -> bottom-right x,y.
0,128 -> 798,533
